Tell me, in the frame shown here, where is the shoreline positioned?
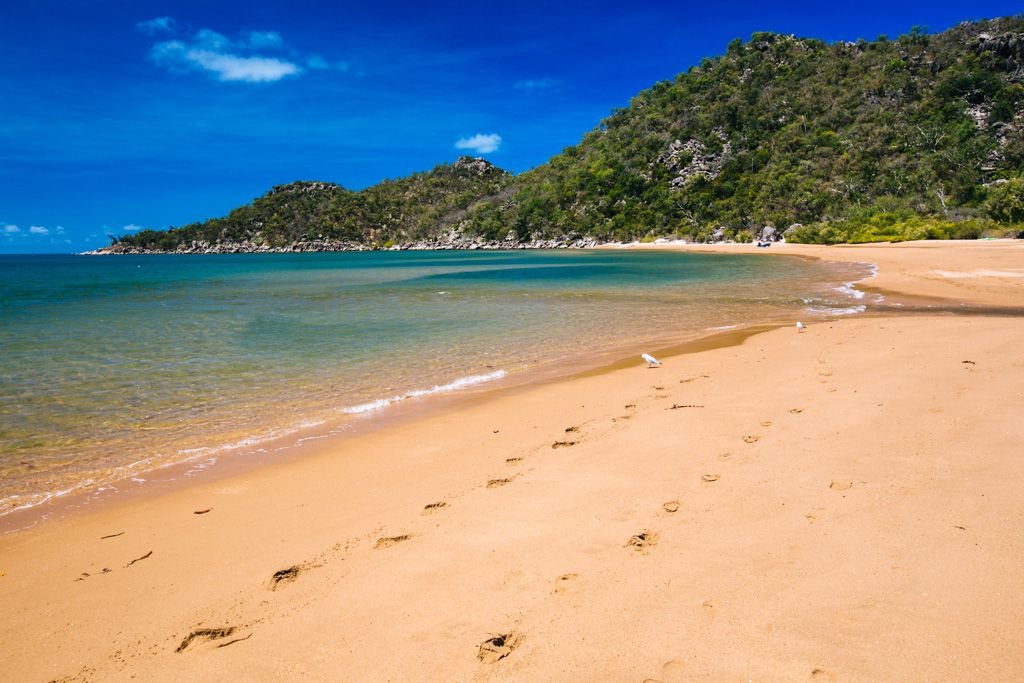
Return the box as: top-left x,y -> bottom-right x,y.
3,241 -> 1019,531
0,315 -> 818,535
2,240 -> 1023,680
0,250 -> 872,533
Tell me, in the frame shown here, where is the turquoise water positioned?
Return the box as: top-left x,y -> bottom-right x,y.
0,250 -> 871,514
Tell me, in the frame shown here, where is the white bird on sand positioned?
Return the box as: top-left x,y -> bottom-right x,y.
641,353 -> 662,367
796,321 -> 806,333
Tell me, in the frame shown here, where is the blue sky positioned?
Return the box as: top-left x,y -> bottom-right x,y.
2,1 -> 1021,253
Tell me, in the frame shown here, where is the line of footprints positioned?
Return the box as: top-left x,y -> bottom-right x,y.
164,387 -> 823,675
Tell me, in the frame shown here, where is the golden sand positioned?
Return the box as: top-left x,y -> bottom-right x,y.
1,240 -> 1022,681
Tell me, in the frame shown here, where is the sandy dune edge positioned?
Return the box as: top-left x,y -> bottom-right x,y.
1,242 -> 1022,681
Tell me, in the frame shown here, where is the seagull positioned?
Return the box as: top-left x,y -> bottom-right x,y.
641,353 -> 662,367
796,321 -> 806,333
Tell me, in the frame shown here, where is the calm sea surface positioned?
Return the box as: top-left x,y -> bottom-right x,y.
0,250 -> 872,515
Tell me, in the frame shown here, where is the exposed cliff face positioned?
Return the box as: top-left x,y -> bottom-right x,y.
100,16 -> 1024,254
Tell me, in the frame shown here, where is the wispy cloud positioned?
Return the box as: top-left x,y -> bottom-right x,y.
514,78 -> 561,91
136,16 -> 176,36
29,225 -> 48,235
455,133 -> 502,154
149,27 -> 303,83
244,31 -> 283,49
194,29 -> 230,51
3,224 -> 19,233
122,224 -> 144,232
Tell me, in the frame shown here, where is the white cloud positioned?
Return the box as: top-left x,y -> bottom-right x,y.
455,133 -> 502,154
514,78 -> 561,91
151,41 -> 300,83
150,29 -> 303,83
56,225 -> 65,234
29,225 -> 48,235
190,50 -> 300,82
123,224 -> 144,232
137,16 -> 176,35
3,224 -> 19,233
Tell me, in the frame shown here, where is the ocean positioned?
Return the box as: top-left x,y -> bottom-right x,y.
0,249 -> 873,519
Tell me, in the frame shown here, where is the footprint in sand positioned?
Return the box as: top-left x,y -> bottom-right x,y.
743,435 -> 760,444
701,474 -> 720,483
176,626 -> 251,653
789,408 -> 804,414
662,500 -> 680,513
505,457 -> 522,464
811,667 -> 836,681
564,426 -> 579,433
718,452 -> 733,461
625,530 -> 658,552
267,564 -> 304,591
551,440 -> 578,449
829,481 -> 853,491
554,573 -> 578,593
422,501 -> 447,514
642,660 -> 684,683
477,632 -> 521,663
487,478 -> 513,488
374,535 -> 411,549
759,420 -> 772,427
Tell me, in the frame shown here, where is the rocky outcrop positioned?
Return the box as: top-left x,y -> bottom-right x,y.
86,230 -> 601,255
654,129 -> 732,190
451,156 -> 502,176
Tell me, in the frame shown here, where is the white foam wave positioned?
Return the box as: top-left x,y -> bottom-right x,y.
806,305 -> 867,316
175,418 -> 328,460
342,369 -> 507,415
835,282 -> 866,299
0,484 -> 79,519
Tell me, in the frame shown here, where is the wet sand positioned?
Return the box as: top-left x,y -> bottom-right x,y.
1,240 -> 1022,681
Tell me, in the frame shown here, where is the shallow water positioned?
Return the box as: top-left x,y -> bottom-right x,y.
0,250 -> 871,514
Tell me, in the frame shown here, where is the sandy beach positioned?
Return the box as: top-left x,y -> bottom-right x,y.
2,240 -> 1023,682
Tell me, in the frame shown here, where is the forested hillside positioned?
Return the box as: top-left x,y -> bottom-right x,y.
113,157 -> 513,252
109,17 -> 1024,252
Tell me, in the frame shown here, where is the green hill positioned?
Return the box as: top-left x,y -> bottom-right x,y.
110,157 -> 514,252
108,16 -> 1024,253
